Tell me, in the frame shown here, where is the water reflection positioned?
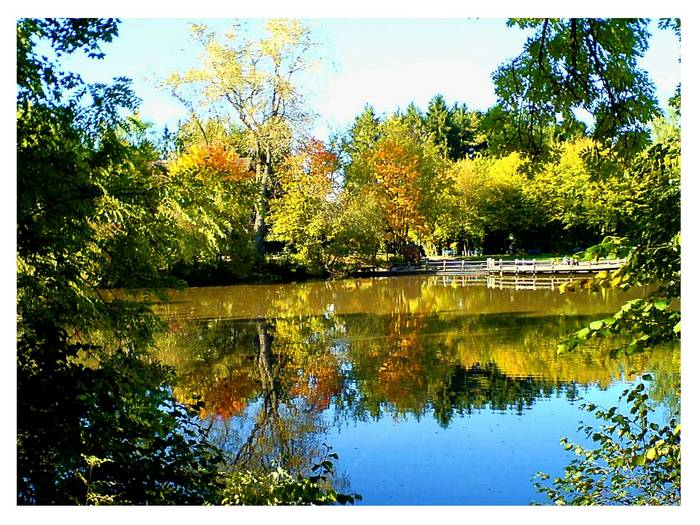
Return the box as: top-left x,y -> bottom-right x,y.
153,275 -> 679,504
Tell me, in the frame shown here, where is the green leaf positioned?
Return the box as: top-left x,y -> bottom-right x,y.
576,327 -> 590,339
631,455 -> 646,467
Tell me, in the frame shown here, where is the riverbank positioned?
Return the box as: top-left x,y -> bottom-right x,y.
168,252 -> 587,287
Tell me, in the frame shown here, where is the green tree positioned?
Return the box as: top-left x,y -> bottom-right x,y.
343,103 -> 382,190
17,18 -> 225,504
425,94 -> 451,159
401,102 -> 427,139
492,18 -> 660,158
446,103 -> 484,161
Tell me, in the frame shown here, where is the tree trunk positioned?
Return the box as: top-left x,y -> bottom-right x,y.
253,157 -> 272,257
256,321 -> 276,400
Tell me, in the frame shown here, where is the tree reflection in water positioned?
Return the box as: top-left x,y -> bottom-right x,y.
153,277 -> 679,495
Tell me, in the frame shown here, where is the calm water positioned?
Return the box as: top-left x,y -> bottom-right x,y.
154,275 -> 679,505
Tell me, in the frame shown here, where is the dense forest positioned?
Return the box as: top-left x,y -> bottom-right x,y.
17,18 -> 680,505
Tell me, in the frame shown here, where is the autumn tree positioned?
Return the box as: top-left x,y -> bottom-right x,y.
164,20 -> 316,257
369,119 -> 448,253
164,118 -> 258,280
269,139 -> 340,273
372,138 -> 424,249
269,138 -> 384,274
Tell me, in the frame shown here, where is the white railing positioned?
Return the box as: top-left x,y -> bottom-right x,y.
389,257 -> 626,275
485,257 -> 626,274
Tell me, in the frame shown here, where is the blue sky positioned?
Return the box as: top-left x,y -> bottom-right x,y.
57,18 -> 681,141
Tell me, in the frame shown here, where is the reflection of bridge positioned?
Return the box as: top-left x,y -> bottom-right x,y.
389,257 -> 625,276
486,276 -> 582,290
431,274 -> 589,290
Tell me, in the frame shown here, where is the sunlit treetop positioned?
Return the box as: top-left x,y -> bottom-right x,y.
164,19 -> 316,150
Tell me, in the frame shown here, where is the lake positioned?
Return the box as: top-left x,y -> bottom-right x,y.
153,275 -> 679,505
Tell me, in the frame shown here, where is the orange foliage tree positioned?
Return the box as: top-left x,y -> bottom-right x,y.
372,140 -> 426,249
344,117 -> 449,255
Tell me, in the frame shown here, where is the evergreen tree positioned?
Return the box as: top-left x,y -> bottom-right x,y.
425,94 -> 451,159
343,104 -> 382,190
402,102 -> 427,140
447,103 -> 484,160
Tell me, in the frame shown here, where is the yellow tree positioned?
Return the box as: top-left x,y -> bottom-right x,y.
165,133 -> 256,268
163,20 -> 315,256
269,139 -> 340,273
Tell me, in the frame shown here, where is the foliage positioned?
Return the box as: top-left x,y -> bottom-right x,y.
425,94 -> 451,158
422,95 -> 485,161
493,18 -> 660,158
18,338 -> 225,504
446,102 -> 486,160
221,449 -> 360,505
448,152 -> 550,253
534,380 -> 680,505
16,17 -> 232,504
490,17 -> 681,354
340,97 -> 639,257
372,133 -> 426,245
342,103 -> 382,190
556,139 -> 680,355
269,139 -> 338,271
525,139 -> 642,241
344,116 -> 449,254
269,139 -> 380,275
164,120 -> 258,278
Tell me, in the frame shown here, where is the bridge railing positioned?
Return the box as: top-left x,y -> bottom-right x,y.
485,257 -> 626,274
388,257 -> 626,275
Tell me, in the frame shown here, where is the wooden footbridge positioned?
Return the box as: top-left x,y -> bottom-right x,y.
388,257 -> 626,276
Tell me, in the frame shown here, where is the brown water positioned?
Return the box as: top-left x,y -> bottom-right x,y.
153,275 -> 679,504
